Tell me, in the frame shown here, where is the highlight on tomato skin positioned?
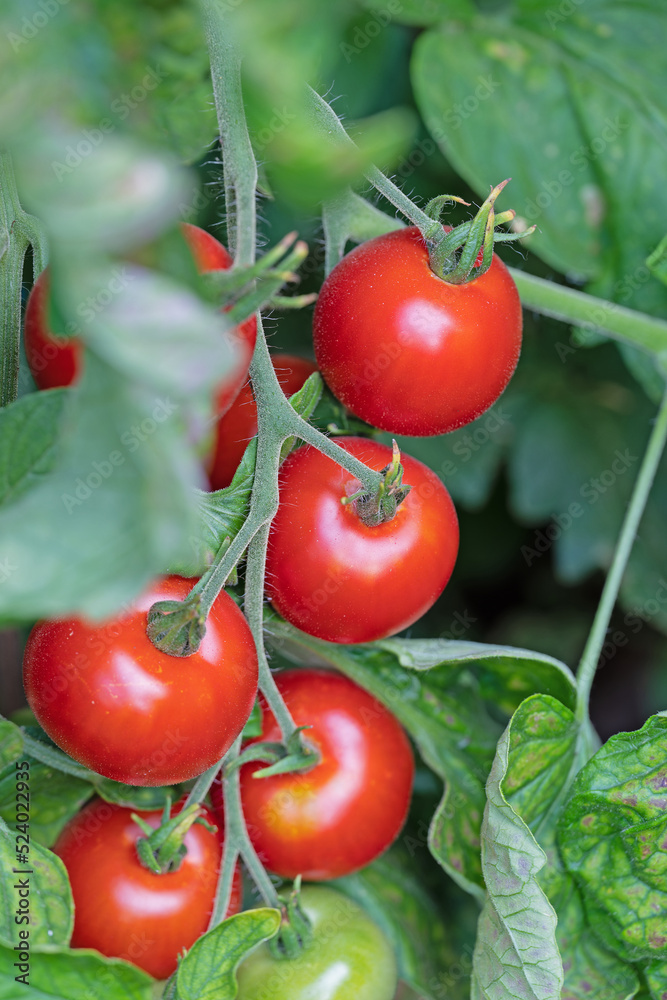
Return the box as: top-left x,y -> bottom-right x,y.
214,667 -> 415,882
265,436 -> 459,644
313,226 -> 523,437
209,353 -> 317,490
53,798 -> 242,980
22,224 -> 257,416
22,575 -> 259,786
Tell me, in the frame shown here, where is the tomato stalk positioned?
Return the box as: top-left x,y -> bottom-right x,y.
0,151 -> 48,407
575,386 -> 667,724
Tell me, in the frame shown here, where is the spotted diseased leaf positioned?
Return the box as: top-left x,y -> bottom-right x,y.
646,959 -> 667,1000
559,715 -> 667,963
0,817 -> 73,948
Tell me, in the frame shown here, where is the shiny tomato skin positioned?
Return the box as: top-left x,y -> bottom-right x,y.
53,798 -> 242,979
209,354 -> 317,490
23,576 -> 258,786
265,437 -> 459,643
23,225 -> 256,415
236,886 -> 397,1000
227,668 -> 414,881
24,270 -> 82,389
313,226 -> 522,436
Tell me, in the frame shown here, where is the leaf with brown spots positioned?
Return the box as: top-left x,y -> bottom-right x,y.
559,715 -> 667,964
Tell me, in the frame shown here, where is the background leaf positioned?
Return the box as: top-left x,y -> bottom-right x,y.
0,763 -> 92,848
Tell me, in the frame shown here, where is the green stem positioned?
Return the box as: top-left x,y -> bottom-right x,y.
199,0 -> 256,265
209,736 -> 281,928
0,153 -> 28,407
182,760 -> 224,812
510,269 -> 667,362
575,388 -> 667,723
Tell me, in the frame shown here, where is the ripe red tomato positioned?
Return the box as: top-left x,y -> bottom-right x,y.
23,224 -> 256,416
313,226 -> 522,436
23,271 -> 83,389
53,798 -> 241,979
265,437 -> 459,643
23,576 -> 258,786
216,668 -> 414,881
209,353 -> 317,490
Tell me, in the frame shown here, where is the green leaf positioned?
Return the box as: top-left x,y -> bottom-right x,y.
549,874 -> 639,1000
242,700 -> 263,740
0,943 -> 154,1000
559,715 -> 667,963
267,619 -> 576,899
471,708 -> 563,1000
378,636 -> 577,715
0,391 -> 67,509
331,848 -> 472,1000
0,763 -> 92,848
0,354 -> 209,621
0,818 -> 73,948
496,693 -> 636,999
0,722 -> 23,770
175,908 -> 281,1000
362,0 -> 474,27
646,960 -> 667,1000
91,779 -> 174,811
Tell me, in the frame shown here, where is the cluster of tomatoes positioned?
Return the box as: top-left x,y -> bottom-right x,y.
21,223 -> 522,993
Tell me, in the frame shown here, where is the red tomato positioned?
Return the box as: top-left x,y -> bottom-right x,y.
23,576 -> 258,786
23,271 -> 83,389
23,224 -> 256,416
265,437 -> 459,643
313,226 -> 522,436
209,354 -> 317,490
221,668 -> 414,881
54,798 -> 241,979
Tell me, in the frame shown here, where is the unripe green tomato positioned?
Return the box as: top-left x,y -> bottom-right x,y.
236,886 -> 398,1000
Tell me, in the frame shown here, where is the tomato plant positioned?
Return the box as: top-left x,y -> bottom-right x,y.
266,437 -> 459,643
209,353 -> 317,489
23,576 -> 258,785
216,668 -> 414,880
2,4 -> 667,999
53,798 -> 241,979
235,886 -> 397,1000
313,226 -> 522,437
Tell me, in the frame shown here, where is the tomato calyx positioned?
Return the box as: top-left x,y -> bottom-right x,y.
133,800 -> 215,875
342,440 -> 411,527
227,725 -> 320,778
269,877 -> 314,961
423,179 -> 535,285
145,592 -> 208,658
204,230 -> 313,323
